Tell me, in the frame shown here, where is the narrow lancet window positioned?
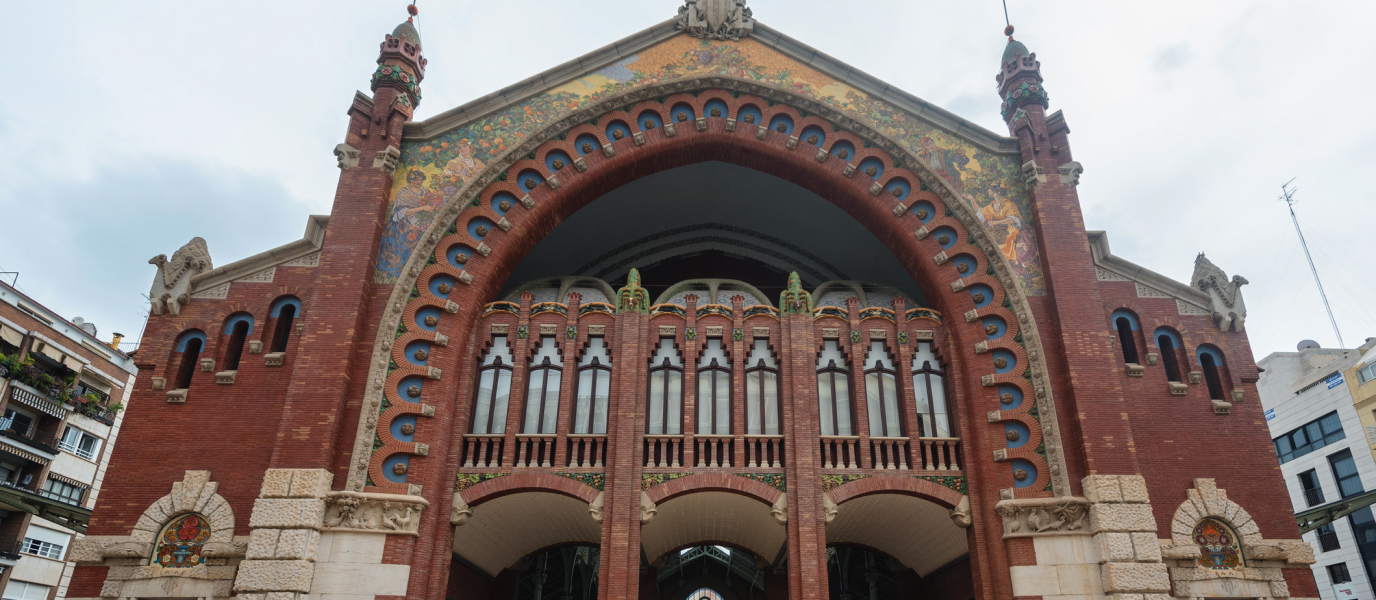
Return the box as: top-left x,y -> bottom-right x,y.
472,336 -> 514,434
817,341 -> 853,436
647,338 -> 683,435
523,337 -> 562,434
697,339 -> 730,435
911,342 -> 950,438
574,338 -> 611,434
864,342 -> 901,438
745,340 -> 780,435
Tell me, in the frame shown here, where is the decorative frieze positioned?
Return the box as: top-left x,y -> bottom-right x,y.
321,491 -> 429,536
994,497 -> 1090,538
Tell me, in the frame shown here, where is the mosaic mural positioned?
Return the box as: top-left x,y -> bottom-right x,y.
153,513 -> 211,568
374,36 -> 1046,295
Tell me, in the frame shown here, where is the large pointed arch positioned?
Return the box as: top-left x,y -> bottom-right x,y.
345,76 -> 1071,504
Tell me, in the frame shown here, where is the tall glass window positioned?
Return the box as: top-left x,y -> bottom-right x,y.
911,342 -> 950,438
745,340 -> 780,435
472,336 -> 513,434
523,338 -> 562,434
864,342 -> 901,438
574,338 -> 611,434
647,338 -> 683,435
817,341 -> 853,436
697,339 -> 731,435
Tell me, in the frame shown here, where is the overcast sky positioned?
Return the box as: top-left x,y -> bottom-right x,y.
1,1 -> 1372,361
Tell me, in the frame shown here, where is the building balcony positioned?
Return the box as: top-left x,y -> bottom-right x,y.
0,418 -> 60,455
7,381 -> 71,420
458,430 -> 961,480
0,477 -> 90,533
0,538 -> 20,567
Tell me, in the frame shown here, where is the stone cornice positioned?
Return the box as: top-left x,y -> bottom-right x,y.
188,215 -> 328,295
1087,230 -> 1211,309
399,20 -> 1018,155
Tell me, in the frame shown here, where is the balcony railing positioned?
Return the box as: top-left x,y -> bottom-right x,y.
566,434 -> 606,468
1303,487 -> 1325,508
462,434 -> 505,468
0,538 -> 20,562
869,437 -> 911,470
58,440 -> 98,461
820,436 -> 861,469
0,418 -> 59,454
515,435 -> 557,468
645,435 -> 683,468
693,435 -> 732,468
743,435 -> 783,469
914,437 -> 962,471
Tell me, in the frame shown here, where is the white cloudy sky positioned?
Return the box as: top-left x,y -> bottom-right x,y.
0,1 -> 1372,361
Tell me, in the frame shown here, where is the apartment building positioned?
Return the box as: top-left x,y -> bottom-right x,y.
0,281 -> 135,599
1260,338 -> 1376,600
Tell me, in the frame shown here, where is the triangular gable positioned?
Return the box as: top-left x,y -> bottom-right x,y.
376,21 -> 1045,296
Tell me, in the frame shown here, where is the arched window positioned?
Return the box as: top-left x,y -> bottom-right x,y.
1111,310 -> 1140,364
696,339 -> 730,435
911,342 -> 950,438
222,314 -> 254,371
523,338 -> 562,434
864,342 -> 901,438
574,338 -> 611,434
472,336 -> 513,434
1155,329 -> 1183,383
745,340 -> 780,435
173,331 -> 206,390
269,297 -> 301,353
817,340 -> 853,436
1198,346 -> 1227,400
647,338 -> 683,435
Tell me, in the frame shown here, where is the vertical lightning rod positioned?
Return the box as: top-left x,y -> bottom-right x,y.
1281,178 -> 1344,348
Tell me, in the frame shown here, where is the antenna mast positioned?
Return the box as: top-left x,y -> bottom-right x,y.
1281,178 -> 1344,348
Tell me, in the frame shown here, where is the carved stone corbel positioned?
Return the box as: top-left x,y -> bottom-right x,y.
823,493 -> 838,524
950,495 -> 971,529
640,491 -> 658,525
373,146 -> 402,176
334,143 -> 361,169
452,492 -> 473,527
1057,161 -> 1083,186
1021,160 -> 1046,187
770,494 -> 787,525
589,491 -> 604,522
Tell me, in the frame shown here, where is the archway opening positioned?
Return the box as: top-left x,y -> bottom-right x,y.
501,161 -> 929,306
827,492 -> 970,596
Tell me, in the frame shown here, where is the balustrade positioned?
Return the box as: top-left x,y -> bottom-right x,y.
693,435 -> 733,468
869,437 -> 910,470
516,435 -> 557,468
742,435 -> 783,469
566,435 -> 606,468
820,436 -> 860,470
462,434 -> 505,468
644,435 -> 682,468
914,437 -> 961,471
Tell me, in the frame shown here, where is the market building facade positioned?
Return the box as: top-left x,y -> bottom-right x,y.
68,2 -> 1321,598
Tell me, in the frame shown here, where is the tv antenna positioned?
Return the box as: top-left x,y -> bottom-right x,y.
1281,178 -> 1343,348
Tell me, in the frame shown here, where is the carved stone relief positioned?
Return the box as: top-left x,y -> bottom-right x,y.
149,238 -> 213,316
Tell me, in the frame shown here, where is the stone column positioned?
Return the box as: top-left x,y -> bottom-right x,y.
1084,475 -> 1170,599
234,469 -> 332,599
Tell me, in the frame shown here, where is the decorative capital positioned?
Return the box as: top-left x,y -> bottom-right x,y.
676,0 -> 754,41
778,272 -> 812,315
617,268 -> 650,313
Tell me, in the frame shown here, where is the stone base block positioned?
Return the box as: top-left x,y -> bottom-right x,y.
234,559 -> 314,593
1100,561 -> 1170,593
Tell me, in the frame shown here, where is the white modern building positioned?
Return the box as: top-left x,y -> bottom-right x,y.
0,281 -> 136,599
1260,338 -> 1376,600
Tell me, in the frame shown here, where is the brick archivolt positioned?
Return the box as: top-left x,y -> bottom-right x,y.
346,75 -> 1073,503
